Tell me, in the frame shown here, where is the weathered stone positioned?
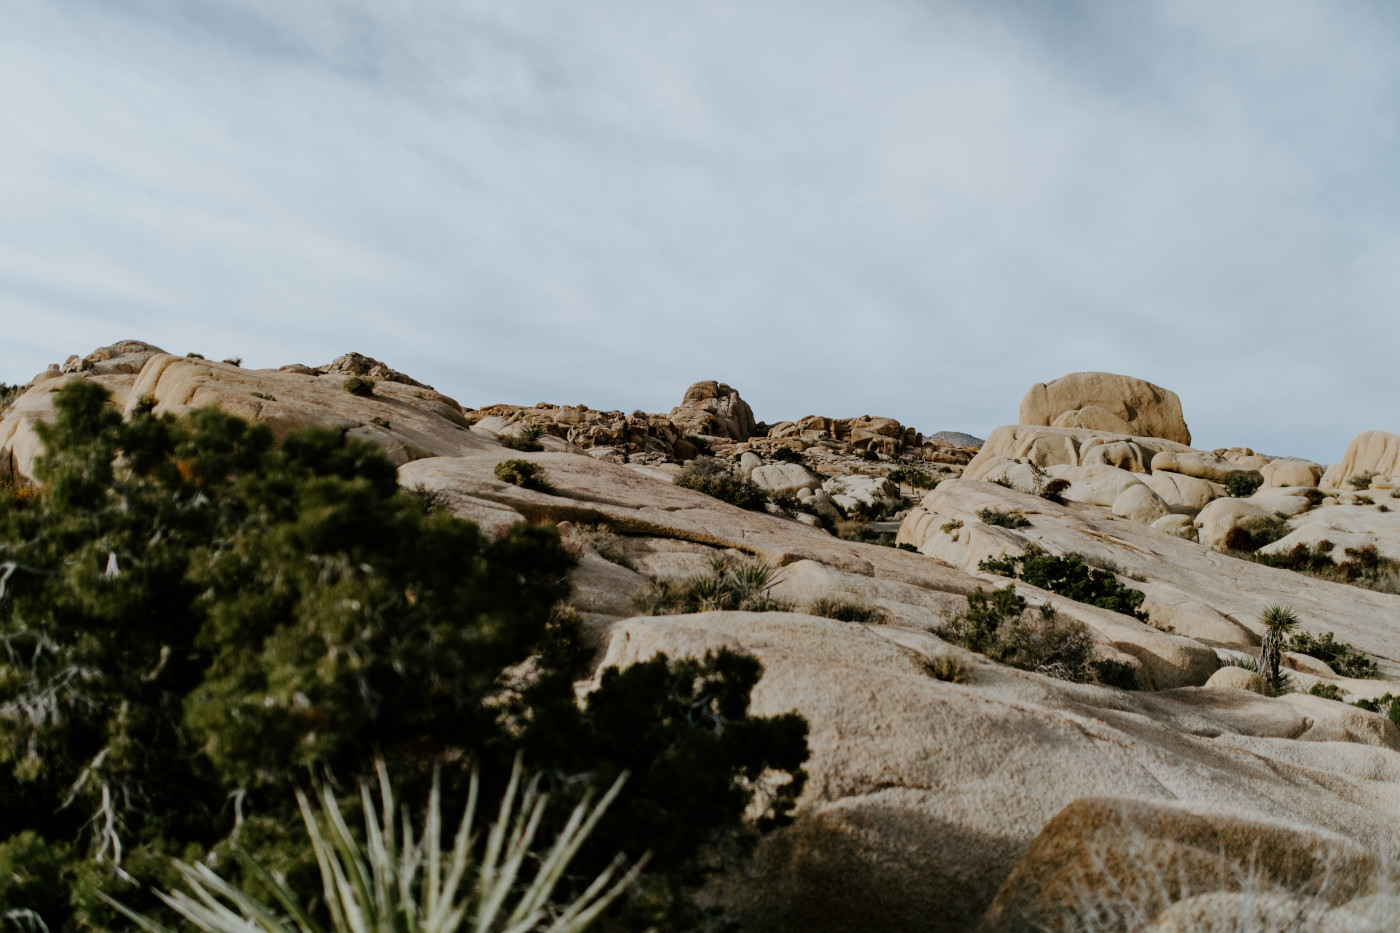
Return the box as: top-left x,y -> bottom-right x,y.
1020,372 -> 1191,444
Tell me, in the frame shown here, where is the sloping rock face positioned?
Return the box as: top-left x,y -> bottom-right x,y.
1322,430 -> 1400,490
1020,372 -> 1192,445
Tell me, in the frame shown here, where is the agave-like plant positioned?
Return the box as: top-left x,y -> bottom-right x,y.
104,759 -> 644,933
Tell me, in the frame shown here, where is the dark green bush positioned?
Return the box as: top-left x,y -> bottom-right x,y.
860,449 -> 881,462
935,587 -> 1099,684
888,464 -> 938,490
495,458 -> 550,491
1309,683 -> 1343,701
1040,477 -> 1071,504
674,457 -> 770,511
1284,630 -> 1381,679
499,424 -> 545,451
1221,515 -> 1288,552
0,382 -> 21,415
342,375 -> 374,396
1225,473 -> 1264,498
1352,693 -> 1400,730
631,556 -> 791,615
768,446 -> 807,465
1351,472 -> 1375,490
980,550 -> 1150,622
0,382 -> 807,931
807,595 -> 886,624
978,507 -> 1030,529
1245,541 -> 1400,593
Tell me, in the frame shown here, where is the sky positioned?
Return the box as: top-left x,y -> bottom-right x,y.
3,0 -> 1399,462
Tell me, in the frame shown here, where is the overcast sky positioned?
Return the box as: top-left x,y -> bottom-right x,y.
4,1 -> 1398,461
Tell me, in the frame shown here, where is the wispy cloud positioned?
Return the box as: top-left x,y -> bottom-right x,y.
3,0 -> 1397,459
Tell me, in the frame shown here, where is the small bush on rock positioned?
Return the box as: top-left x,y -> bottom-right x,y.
768,446 -> 807,465
1351,471 -> 1376,490
0,382 -> 23,415
936,587 -> 1098,683
978,507 -> 1031,529
495,458 -> 551,491
343,375 -> 375,396
1225,473 -> 1264,498
980,550 -> 1150,622
630,555 -> 791,615
1222,515 -> 1288,552
1309,683 -> 1343,701
888,465 -> 938,490
499,424 -> 546,451
674,457 -> 770,511
1353,693 -> 1400,730
1040,477 -> 1071,504
807,595 -> 886,624
1284,630 -> 1381,679
923,654 -> 968,683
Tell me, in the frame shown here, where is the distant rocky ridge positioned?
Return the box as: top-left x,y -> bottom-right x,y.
8,345 -> 1400,931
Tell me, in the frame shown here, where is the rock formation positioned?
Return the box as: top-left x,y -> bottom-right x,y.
8,344 -> 1400,931
1020,371 -> 1192,444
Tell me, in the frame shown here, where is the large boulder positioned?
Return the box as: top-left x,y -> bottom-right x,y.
1151,450 -> 1262,486
1194,498 -> 1276,549
1321,430 -> 1400,490
981,797 -> 1377,933
750,462 -> 821,497
1020,372 -> 1192,445
1261,458 -> 1325,488
1142,471 -> 1226,515
667,380 -> 756,441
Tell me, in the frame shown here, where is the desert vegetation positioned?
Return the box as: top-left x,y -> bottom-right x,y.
979,549 -> 1151,622
0,382 -> 808,931
673,457 -> 770,511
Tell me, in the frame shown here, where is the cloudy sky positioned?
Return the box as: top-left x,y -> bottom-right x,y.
4,1 -> 1398,461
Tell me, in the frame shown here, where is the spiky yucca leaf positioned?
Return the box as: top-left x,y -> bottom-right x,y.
103,759 -> 643,933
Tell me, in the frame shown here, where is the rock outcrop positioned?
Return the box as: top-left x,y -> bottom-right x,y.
1020,372 -> 1192,445
1321,430 -> 1400,490
667,380 -> 757,441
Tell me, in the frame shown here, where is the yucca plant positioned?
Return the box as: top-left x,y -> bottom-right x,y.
1258,605 -> 1300,697
103,759 -> 645,933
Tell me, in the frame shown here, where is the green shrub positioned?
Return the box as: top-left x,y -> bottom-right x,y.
0,382 -> 808,931
923,654 -> 968,683
343,375 -> 374,396
860,449 -> 880,462
936,588 -> 1097,683
1351,471 -> 1376,490
1225,473 -> 1263,498
1353,693 -> 1400,730
1040,477 -> 1071,504
248,391 -> 276,401
499,424 -> 545,452
630,555 -> 791,615
1284,630 -> 1381,679
768,446 -> 806,465
888,465 -> 938,490
495,458 -> 551,491
1246,541 -> 1400,593
674,457 -> 770,511
1090,657 -> 1141,691
980,550 -> 1150,622
222,357 -> 242,367
1309,683 -> 1343,701
978,507 -> 1030,529
940,519 -> 963,533
0,382 -> 24,415
1355,493 -> 1375,505
807,594 -> 886,624
1221,515 -> 1288,552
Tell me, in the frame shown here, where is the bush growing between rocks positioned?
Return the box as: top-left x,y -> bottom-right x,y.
767,446 -> 806,465
342,375 -> 375,396
1353,693 -> 1400,730
1040,477 -> 1071,504
980,550 -> 1151,622
806,594 -> 886,624
1309,683 -> 1343,701
978,507 -> 1031,529
1222,515 -> 1288,552
1247,542 -> 1400,594
673,457 -> 770,512
923,654 -> 969,683
888,465 -> 938,490
0,381 -> 809,932
1224,473 -> 1264,498
1351,471 -> 1376,490
0,382 -> 22,415
630,555 -> 791,615
936,587 -> 1103,684
495,458 -> 551,491
1285,630 -> 1381,680
499,424 -> 546,452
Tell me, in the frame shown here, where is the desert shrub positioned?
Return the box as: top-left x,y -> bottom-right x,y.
1247,541 -> 1400,593
1219,655 -> 1260,672
936,588 -> 1097,683
222,357 -> 242,367
807,594 -> 886,624
1353,693 -> 1400,730
674,457 -> 769,511
923,654 -> 968,683
0,382 -> 808,931
499,423 -> 546,451
495,458 -> 550,491
1224,473 -> 1264,498
1040,477 -> 1071,504
1221,515 -> 1288,552
577,523 -> 636,569
1218,654 -> 1294,697
978,507 -> 1031,529
1309,683 -> 1343,701
860,449 -> 880,462
342,375 -> 374,396
681,434 -> 713,457
1065,551 -> 1147,582
850,497 -> 894,521
940,519 -> 963,533
1284,630 -> 1380,679
980,550 -> 1150,622
248,391 -> 276,401
888,465 -> 938,490
1355,493 -> 1375,505
768,446 -> 806,465
769,492 -> 803,516
0,382 -> 23,415
1090,657 -> 1141,690
1351,471 -> 1376,490
896,542 -> 918,552
630,555 -> 791,615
